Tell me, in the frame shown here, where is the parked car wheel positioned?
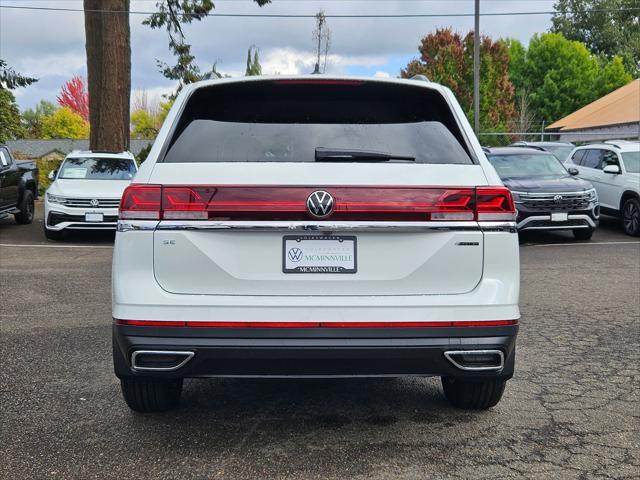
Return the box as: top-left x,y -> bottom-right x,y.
622,198 -> 640,236
44,226 -> 64,241
14,190 -> 34,224
441,377 -> 506,409
572,228 -> 594,240
120,377 -> 183,413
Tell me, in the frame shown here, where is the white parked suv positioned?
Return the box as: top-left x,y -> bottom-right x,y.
565,141 -> 640,236
112,76 -> 520,412
44,151 -> 138,240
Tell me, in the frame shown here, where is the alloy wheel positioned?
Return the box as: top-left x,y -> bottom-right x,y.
623,200 -> 639,235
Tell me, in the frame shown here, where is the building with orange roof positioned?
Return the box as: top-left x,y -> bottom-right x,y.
546,79 -> 639,142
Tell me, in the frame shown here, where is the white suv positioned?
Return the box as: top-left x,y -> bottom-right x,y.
566,141 -> 640,236
44,151 -> 138,240
112,76 -> 520,412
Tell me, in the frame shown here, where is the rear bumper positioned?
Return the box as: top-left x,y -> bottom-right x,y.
113,323 -> 518,379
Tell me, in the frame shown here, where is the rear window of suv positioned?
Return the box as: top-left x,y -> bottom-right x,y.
162,80 -> 474,165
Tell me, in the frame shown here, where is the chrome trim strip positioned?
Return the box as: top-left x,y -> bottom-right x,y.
117,220 -> 160,232
478,221 -> 517,233
131,350 -> 195,372
517,214 -> 596,230
155,220 -> 482,232
511,190 -> 593,197
443,349 -> 504,372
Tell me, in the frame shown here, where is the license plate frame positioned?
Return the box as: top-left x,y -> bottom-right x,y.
85,212 -> 104,223
551,212 -> 569,222
282,235 -> 357,274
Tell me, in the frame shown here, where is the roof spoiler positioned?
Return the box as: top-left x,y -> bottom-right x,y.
410,74 -> 430,82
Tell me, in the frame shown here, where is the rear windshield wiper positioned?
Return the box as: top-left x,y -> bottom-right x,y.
315,147 -> 415,162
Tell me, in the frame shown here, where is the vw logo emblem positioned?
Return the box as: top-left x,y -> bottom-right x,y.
90,199 -> 100,207
306,190 -> 334,218
287,247 -> 303,262
553,195 -> 563,204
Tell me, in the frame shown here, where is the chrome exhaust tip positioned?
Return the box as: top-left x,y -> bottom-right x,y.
444,350 -> 504,371
131,350 -> 195,371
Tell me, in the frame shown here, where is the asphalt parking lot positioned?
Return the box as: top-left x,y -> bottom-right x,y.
1,201 -> 639,479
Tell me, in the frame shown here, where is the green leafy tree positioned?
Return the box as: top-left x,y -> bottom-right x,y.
595,55 -> 633,97
551,0 -> 640,75
401,28 -> 516,132
41,107 -> 90,139
144,0 -> 271,91
245,46 -> 262,76
131,100 -> 174,139
0,89 -> 24,142
508,33 -> 632,124
0,59 -> 38,90
21,100 -> 57,138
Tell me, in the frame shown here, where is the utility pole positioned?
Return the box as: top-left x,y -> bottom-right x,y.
473,0 -> 480,136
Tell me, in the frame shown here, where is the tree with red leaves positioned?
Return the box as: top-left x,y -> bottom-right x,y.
57,75 -> 89,122
401,28 -> 516,133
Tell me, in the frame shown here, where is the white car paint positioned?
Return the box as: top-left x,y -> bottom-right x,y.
565,142 -> 640,211
113,76 -> 520,326
44,151 -> 137,232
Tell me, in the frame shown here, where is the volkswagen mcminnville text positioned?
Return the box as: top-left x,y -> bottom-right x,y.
112,76 -> 520,412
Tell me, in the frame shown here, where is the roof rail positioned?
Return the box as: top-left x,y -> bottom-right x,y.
604,140 -> 638,149
511,144 -> 546,152
410,74 -> 430,82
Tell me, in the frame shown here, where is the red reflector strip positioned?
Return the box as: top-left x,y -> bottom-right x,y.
115,319 -> 518,328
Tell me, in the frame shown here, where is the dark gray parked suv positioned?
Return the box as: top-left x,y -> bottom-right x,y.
486,147 -> 599,239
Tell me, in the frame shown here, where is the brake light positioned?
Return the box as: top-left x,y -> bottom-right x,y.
119,185 -> 161,220
475,187 -> 516,221
118,185 -> 515,222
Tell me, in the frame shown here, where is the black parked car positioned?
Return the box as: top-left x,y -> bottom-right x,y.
485,147 -> 599,240
510,141 -> 575,162
0,144 -> 38,225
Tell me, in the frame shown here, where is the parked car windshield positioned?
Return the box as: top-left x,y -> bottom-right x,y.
58,157 -> 136,180
488,153 -> 568,178
621,151 -> 640,173
543,145 -> 574,161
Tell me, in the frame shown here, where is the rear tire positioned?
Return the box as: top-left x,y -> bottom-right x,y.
572,227 -> 594,240
441,377 -> 506,409
14,190 -> 34,224
120,377 -> 183,413
622,198 -> 640,236
44,225 -> 64,241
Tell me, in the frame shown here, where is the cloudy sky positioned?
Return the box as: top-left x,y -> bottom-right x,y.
0,0 -> 555,110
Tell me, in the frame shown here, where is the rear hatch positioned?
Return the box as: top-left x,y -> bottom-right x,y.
142,79 -> 495,296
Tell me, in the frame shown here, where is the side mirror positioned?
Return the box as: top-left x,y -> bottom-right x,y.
603,164 -> 620,174
48,170 -> 57,181
568,167 -> 579,176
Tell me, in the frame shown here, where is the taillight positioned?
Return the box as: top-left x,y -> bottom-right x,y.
118,185 -> 516,222
476,187 -> 516,221
119,185 -> 161,220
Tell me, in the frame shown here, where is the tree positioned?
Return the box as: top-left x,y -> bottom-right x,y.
0,89 -> 24,142
0,59 -> 37,90
595,55 -> 633,98
401,28 -> 516,132
131,100 -> 173,139
21,100 -> 57,138
144,0 -> 271,90
84,0 -> 131,152
245,46 -> 262,76
551,0 -> 640,75
57,76 -> 89,121
312,11 -> 331,73
508,33 -> 632,124
41,107 -> 89,140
